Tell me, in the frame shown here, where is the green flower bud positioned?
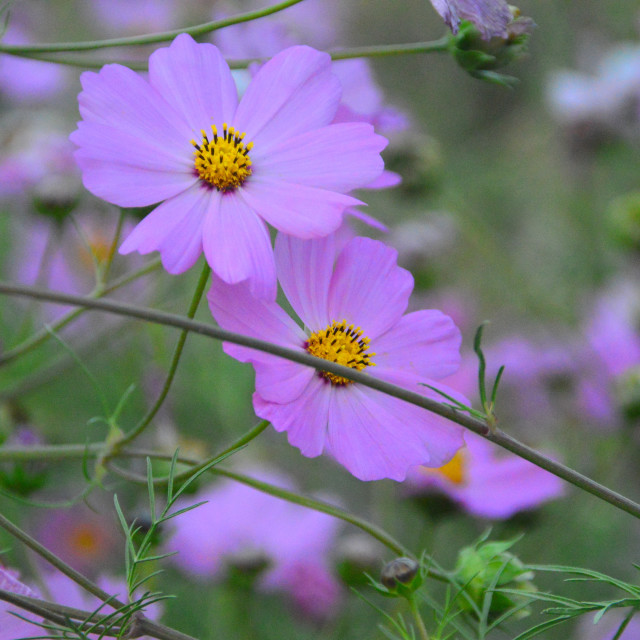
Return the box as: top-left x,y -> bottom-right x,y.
453,537 -> 535,620
447,6 -> 535,85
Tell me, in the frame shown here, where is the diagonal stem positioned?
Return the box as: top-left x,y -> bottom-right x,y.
0,282 -> 639,521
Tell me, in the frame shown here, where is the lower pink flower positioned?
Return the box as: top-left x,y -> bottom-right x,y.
208,233 -> 466,481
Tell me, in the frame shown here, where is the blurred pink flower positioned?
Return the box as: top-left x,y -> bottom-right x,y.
35,504 -> 120,576
406,430 -> 564,518
0,27 -> 69,103
0,565 -> 40,640
71,33 -> 386,299
167,470 -> 342,618
208,233 -> 465,481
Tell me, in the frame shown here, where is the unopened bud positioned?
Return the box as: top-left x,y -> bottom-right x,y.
33,174 -> 79,223
381,557 -> 419,591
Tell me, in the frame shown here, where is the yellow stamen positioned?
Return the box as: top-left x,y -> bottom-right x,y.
191,123 -> 253,192
305,319 -> 375,386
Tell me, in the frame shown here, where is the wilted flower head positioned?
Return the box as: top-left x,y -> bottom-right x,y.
429,0 -> 514,40
71,33 -> 386,299
208,233 -> 465,481
166,470 -> 342,618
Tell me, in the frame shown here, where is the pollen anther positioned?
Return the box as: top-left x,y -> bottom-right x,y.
192,123 -> 253,191
305,319 -> 375,386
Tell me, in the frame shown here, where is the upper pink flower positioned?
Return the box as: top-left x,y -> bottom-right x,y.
208,233 -> 466,481
71,34 -> 387,299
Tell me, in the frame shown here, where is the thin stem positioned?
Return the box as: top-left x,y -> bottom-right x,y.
408,593 -> 430,640
99,208 -> 126,286
1,283 -> 640,521
0,589 -> 124,636
3,38 -> 451,71
0,0 -> 305,54
0,589 -> 199,640
0,258 -> 160,367
114,262 -> 210,449
0,511 -> 127,609
107,460 -> 412,559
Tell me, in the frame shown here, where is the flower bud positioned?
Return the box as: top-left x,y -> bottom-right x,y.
453,537 -> 535,620
380,557 -> 420,591
32,174 -> 80,224
446,5 -> 535,84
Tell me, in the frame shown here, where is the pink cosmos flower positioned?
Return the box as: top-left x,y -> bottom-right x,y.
167,471 -> 342,618
71,33 -> 387,299
406,431 -> 564,519
208,233 -> 465,481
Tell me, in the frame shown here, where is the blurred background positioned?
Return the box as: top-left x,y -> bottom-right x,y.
1,1 -> 640,638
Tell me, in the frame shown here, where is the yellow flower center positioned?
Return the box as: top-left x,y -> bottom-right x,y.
421,449 -> 467,485
191,123 -> 254,192
305,319 -> 375,386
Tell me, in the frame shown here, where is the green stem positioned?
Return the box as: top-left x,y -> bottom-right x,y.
99,208 -> 126,286
0,258 -> 160,367
0,0 -> 305,54
107,460 -> 412,559
0,511 -> 127,609
3,38 -> 451,71
0,589 -> 199,640
1,283 -> 640,521
114,263 -> 210,450
408,593 -> 430,640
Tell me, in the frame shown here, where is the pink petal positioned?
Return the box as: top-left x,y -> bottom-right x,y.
257,123 -> 386,192
253,374 -> 332,457
207,274 -> 306,368
241,178 -> 356,238
366,170 -> 402,190
148,33 -> 238,132
233,46 -> 341,151
345,208 -> 389,231
327,237 -> 413,339
119,183 -> 207,273
73,134 -> 195,207
202,191 -> 277,300
274,233 -> 333,330
374,310 -> 462,380
76,63 -> 190,145
327,383 -> 464,481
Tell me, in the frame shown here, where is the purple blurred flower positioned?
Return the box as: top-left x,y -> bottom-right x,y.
577,609 -> 640,640
71,33 -> 386,299
577,280 -> 640,424
35,504 -> 120,575
0,565 -> 39,640
0,27 -> 69,103
406,431 -> 564,518
547,44 -> 640,142
428,0 -> 513,40
208,233 -> 465,481
0,114 -> 77,199
89,0 -> 177,35
167,471 -> 341,618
